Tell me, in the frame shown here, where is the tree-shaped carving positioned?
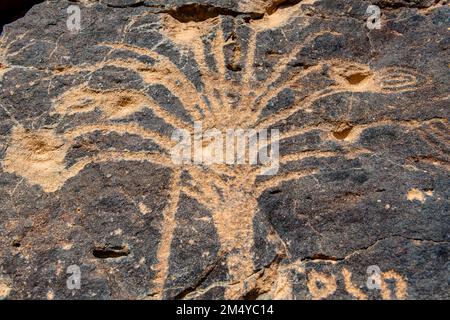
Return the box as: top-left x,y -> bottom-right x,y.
1,13 -> 429,298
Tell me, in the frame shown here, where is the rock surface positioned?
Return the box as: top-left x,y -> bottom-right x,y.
0,0 -> 449,299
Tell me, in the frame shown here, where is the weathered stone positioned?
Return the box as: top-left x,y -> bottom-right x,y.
0,0 -> 448,300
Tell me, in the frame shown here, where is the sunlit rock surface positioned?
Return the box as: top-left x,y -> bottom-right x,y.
0,0 -> 448,299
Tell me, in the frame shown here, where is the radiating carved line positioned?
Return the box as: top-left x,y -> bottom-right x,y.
212,25 -> 227,81
255,87 -> 341,130
52,86 -> 192,132
257,31 -> 341,91
99,42 -> 209,118
239,30 -> 257,110
153,169 -> 181,299
64,123 -> 175,151
69,151 -> 173,170
255,169 -> 318,196
280,151 -> 338,164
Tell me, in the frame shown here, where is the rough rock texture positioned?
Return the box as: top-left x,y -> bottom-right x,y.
0,0 -> 449,300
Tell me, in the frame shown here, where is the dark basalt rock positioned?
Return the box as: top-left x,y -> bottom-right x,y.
0,0 -> 448,300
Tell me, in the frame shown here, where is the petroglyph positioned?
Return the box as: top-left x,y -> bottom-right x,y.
0,0 -> 448,300
0,14 -> 441,297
